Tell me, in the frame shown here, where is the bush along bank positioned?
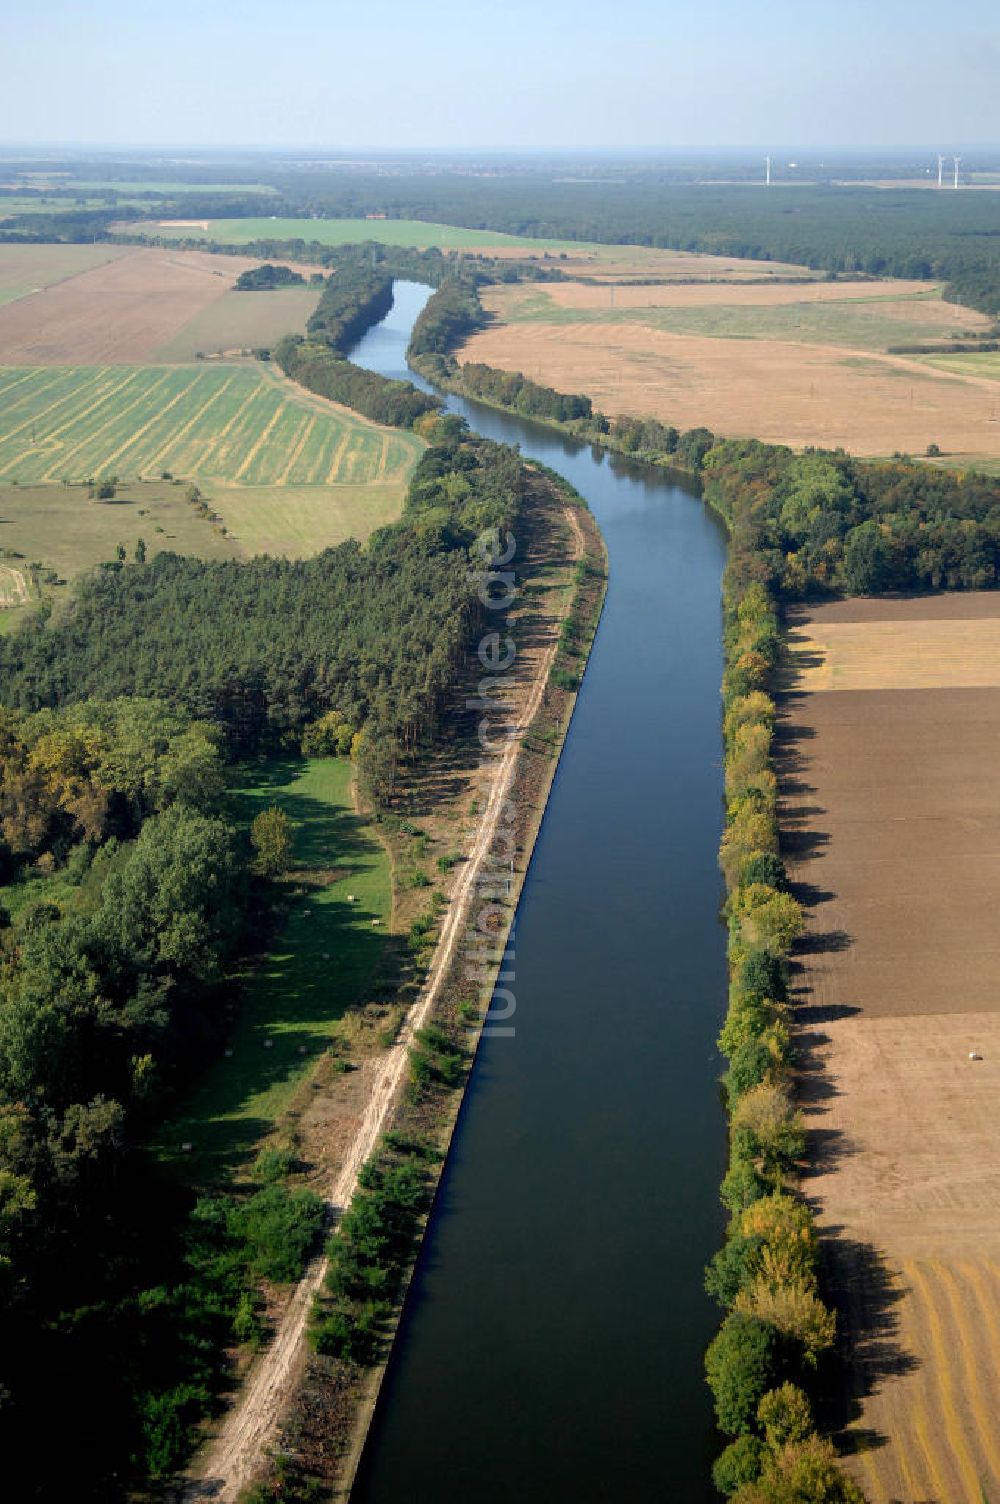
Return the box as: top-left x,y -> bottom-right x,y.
707,575 -> 863,1503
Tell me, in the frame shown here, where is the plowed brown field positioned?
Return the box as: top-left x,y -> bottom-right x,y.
779,594 -> 1000,1503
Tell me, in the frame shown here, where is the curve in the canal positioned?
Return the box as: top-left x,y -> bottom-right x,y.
347,282 -> 729,1503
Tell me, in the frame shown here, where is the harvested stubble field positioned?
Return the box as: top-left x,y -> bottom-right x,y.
0,245 -> 321,363
461,279 -> 1000,459
0,363 -> 422,487
778,593 -> 1000,1504
0,244 -> 130,305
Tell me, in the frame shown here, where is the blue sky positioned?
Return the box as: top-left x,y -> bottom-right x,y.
4,0 -> 999,149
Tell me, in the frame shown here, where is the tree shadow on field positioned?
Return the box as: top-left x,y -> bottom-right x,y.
813,1236 -> 920,1457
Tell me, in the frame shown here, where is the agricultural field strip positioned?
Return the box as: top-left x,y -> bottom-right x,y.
0,365 -> 417,486
38,368 -> 179,481
786,617 -> 1000,691
923,350 -> 1000,381
487,284 -> 983,350
783,597 -> 1000,1503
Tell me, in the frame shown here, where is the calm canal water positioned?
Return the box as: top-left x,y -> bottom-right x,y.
347,283 -> 728,1502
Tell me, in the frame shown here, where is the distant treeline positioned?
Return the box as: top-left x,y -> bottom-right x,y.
305,265 -> 395,351
274,245 -> 565,429
203,178 -> 1000,319
6,175 -> 1000,316
886,338 -> 1000,355
283,179 -> 1000,317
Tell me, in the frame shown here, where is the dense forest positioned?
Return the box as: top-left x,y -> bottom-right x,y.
137,177 -> 1000,317
0,423 -> 522,755
703,443 -> 1000,596
0,698 -> 265,1494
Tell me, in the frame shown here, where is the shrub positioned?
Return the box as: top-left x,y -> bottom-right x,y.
740,852 -> 789,893
719,992 -> 773,1057
740,1194 -> 817,1276
732,1082 -> 805,1177
735,1280 -> 835,1367
724,691 -> 776,745
301,710 -> 355,757
253,1144 -> 297,1183
726,1038 -> 775,1104
731,1434 -> 866,1503
721,1160 -> 767,1215
757,1384 -> 814,1449
705,1232 -> 766,1308
250,806 -> 293,878
713,1434 -> 766,1496
729,885 -> 804,954
140,1381 -> 212,1477
739,950 -> 788,1005
705,1313 -> 777,1436
227,1185 -> 325,1283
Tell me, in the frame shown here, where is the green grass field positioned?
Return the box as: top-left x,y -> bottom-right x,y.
492,283 -> 980,352
0,478 -> 238,585
922,350 -> 1000,381
157,755 -> 392,1175
61,179 -> 279,195
140,215 -> 581,251
211,481 -> 406,556
0,363 -> 424,485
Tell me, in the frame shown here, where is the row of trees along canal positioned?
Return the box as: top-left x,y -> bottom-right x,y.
225,250 -> 1000,1497
263,252 -> 1000,1499
391,267 -> 1000,1502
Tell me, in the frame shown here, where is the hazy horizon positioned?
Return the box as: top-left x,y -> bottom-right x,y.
5,0 -> 999,152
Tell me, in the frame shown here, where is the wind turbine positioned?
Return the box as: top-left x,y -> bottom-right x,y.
953,155 -> 962,189
765,155 -> 771,186
937,153 -> 945,187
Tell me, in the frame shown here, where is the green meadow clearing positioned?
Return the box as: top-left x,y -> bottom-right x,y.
0,479 -> 239,584
157,755 -> 393,1175
210,482 -> 407,556
922,350 -> 1000,381
0,363 -> 424,485
142,215 -> 581,252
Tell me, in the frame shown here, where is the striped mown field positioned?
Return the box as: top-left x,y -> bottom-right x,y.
0,364 -> 423,485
